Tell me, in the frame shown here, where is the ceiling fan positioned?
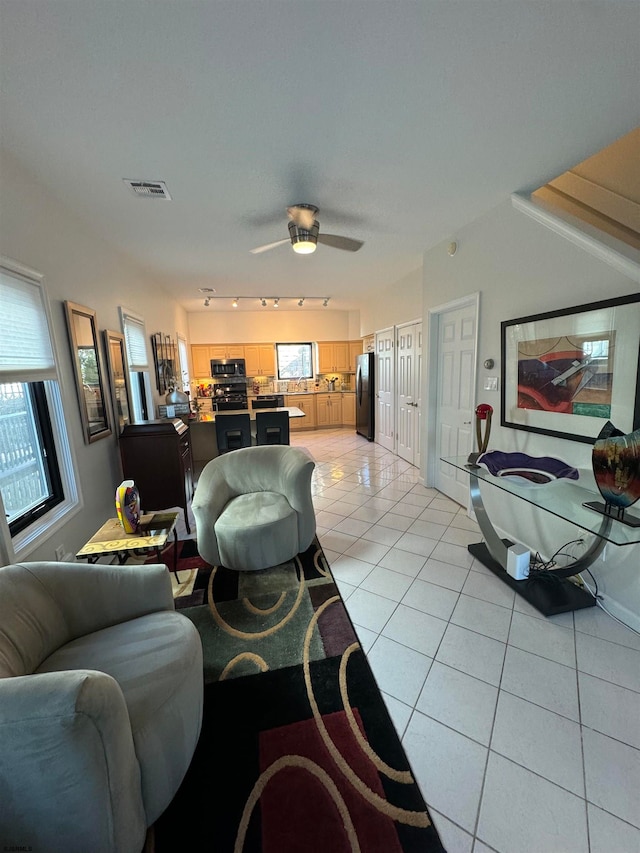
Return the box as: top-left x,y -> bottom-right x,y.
250,204 -> 364,255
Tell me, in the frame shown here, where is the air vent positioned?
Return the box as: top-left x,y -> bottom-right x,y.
123,179 -> 172,200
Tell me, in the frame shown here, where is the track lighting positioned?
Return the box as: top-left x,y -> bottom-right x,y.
260,298 -> 267,307
323,298 -> 329,307
298,298 -> 305,307
232,298 -> 238,308
273,298 -> 279,308
201,295 -> 331,308
204,297 -> 210,307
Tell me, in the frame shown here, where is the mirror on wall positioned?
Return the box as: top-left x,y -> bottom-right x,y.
103,329 -> 133,433
64,301 -> 112,444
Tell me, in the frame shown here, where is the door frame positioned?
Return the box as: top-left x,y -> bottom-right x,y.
424,292 -> 480,489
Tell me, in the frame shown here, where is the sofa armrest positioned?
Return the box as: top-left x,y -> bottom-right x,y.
0,670 -> 147,853
192,461 -> 233,565
18,561 -> 174,639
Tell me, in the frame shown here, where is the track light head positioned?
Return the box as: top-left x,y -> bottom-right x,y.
260,298 -> 267,307
273,298 -> 279,308
323,298 -> 329,307
204,297 -> 210,307
232,298 -> 238,308
298,298 -> 304,307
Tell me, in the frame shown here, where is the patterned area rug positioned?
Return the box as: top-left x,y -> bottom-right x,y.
154,538 -> 445,852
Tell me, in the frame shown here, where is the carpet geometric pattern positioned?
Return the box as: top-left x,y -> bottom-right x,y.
154,537 -> 446,852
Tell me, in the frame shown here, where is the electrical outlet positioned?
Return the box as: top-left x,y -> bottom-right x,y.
55,544 -> 65,561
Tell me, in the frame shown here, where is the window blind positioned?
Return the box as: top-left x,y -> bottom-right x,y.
121,311 -> 149,371
0,265 -> 56,383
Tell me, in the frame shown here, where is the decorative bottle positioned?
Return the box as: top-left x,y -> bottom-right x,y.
115,479 -> 141,534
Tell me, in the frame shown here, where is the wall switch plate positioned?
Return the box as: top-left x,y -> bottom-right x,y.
484,376 -> 498,391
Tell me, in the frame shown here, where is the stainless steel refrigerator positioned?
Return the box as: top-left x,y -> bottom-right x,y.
355,352 -> 375,441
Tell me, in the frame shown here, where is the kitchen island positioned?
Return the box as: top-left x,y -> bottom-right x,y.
189,406 -> 304,462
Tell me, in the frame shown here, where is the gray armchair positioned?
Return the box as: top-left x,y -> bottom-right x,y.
192,445 -> 316,571
0,561 -> 203,853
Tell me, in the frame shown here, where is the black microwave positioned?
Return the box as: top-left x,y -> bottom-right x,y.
210,358 -> 246,379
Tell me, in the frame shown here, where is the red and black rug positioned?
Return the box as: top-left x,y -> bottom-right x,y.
153,537 -> 446,852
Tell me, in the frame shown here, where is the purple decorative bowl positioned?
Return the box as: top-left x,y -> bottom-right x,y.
477,451 -> 580,486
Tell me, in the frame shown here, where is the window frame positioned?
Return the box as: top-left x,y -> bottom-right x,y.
0,257 -> 81,564
275,342 -> 315,381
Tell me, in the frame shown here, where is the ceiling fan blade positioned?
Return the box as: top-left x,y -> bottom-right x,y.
317,233 -> 364,252
249,238 -> 290,255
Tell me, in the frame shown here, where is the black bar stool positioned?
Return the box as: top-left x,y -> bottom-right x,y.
255,411 -> 290,445
215,413 -> 252,452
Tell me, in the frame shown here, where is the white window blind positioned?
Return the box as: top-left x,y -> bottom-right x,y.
0,264 -> 56,383
120,310 -> 149,370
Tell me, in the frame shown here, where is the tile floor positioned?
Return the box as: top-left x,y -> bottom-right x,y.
287,428 -> 640,853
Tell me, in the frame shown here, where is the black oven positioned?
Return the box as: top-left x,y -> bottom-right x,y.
210,358 -> 246,379
212,382 -> 248,411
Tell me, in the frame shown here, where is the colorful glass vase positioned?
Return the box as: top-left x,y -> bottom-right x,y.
115,479 -> 141,534
591,422 -> 640,512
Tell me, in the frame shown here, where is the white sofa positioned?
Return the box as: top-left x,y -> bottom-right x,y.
0,561 -> 203,853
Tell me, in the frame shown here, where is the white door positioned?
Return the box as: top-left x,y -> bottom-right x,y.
375,327 -> 395,451
396,323 -> 422,465
415,324 -> 423,471
431,299 -> 478,505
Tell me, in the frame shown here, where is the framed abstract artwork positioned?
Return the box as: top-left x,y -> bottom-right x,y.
501,293 -> 640,444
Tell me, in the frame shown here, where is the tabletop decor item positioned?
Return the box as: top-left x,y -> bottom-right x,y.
476,450 -> 580,486
468,403 -> 493,466
115,479 -> 141,533
585,421 -> 640,527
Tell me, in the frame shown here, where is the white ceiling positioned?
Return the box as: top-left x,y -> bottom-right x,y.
1,1 -> 639,313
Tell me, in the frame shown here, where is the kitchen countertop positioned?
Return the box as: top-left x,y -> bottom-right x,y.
193,406 -> 305,423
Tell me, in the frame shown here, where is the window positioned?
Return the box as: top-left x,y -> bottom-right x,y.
276,343 -> 314,380
0,382 -> 63,535
0,259 -> 78,561
119,307 -> 152,421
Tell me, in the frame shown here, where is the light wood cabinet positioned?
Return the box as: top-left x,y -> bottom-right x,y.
285,394 -> 317,430
342,393 -> 356,426
191,345 -> 213,377
209,344 -> 245,360
191,344 -> 246,377
316,392 -> 343,427
349,340 -> 363,370
318,340 -> 361,373
244,343 -> 274,376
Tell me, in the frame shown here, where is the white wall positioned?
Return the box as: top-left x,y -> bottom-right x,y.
188,309 -> 355,343
422,199 -> 640,629
0,148 -> 188,562
360,266 -> 423,336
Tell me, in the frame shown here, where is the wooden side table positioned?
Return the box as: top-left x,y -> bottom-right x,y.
76,512 -> 181,579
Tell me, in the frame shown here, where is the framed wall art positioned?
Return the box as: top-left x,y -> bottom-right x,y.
501,293 -> 640,444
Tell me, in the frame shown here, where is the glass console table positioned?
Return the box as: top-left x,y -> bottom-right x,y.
441,457 -> 640,616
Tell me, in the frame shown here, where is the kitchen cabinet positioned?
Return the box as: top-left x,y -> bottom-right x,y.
316,393 -> 343,427
119,419 -> 193,533
244,343 -> 274,376
342,393 -> 356,426
349,341 -> 363,371
318,341 -> 349,373
191,344 -> 246,377
208,344 -> 245,360
285,394 -> 316,430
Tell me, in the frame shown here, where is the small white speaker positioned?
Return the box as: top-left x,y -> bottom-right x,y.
506,544 -> 530,580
